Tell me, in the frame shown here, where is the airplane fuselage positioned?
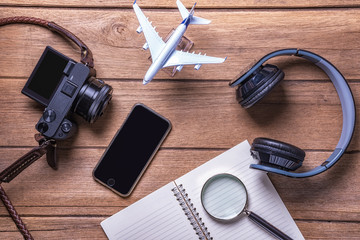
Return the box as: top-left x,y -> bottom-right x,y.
143,21 -> 189,84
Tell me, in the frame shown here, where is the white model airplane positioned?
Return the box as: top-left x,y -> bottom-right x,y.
133,0 -> 226,85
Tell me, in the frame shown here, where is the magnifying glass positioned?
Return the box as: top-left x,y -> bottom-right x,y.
201,173 -> 293,240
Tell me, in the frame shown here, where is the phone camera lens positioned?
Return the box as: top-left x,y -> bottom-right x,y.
73,76 -> 113,123
107,178 -> 115,187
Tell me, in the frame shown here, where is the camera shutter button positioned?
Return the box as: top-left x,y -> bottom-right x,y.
43,109 -> 56,122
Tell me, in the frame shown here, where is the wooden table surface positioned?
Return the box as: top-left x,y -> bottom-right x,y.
1,1 -> 359,239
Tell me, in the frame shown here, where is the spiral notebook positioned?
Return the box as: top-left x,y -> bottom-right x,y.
100,140 -> 304,240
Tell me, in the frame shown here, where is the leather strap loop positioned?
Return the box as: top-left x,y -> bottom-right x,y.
0,16 -> 94,68
0,135 -> 56,183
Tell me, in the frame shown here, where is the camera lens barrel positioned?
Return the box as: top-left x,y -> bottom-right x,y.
73,77 -> 113,123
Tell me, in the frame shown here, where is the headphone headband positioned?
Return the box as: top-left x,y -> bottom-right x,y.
235,49 -> 355,177
230,49 -> 324,87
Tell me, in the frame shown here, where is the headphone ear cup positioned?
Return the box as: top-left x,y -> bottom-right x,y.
236,64 -> 284,108
251,137 -> 305,171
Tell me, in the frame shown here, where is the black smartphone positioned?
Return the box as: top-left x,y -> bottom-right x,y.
93,103 -> 171,197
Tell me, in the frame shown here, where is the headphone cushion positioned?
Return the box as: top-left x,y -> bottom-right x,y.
251,137 -> 305,171
237,64 -> 284,108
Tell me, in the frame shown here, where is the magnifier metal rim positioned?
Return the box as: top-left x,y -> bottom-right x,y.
201,173 -> 249,221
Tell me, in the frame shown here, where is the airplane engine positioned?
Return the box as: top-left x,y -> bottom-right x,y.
143,42 -> 149,50
136,26 -> 143,33
194,64 -> 202,70
176,65 -> 184,72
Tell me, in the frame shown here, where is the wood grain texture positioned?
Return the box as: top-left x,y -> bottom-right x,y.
0,79 -> 358,150
0,0 -> 359,8
0,218 -> 359,240
0,148 -> 359,239
0,1 -> 359,239
0,8 -> 360,80
0,148 -> 359,220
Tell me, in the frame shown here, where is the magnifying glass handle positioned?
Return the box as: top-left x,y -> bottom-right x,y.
246,211 -> 293,240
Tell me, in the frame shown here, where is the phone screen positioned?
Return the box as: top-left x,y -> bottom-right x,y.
93,103 -> 171,197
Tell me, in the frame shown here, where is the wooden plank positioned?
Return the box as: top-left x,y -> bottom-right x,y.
0,217 -> 107,240
0,148 -> 358,221
0,217 -> 359,240
270,152 -> 360,222
297,221 -> 360,240
0,8 -> 360,80
0,148 -> 359,239
0,79 -> 357,150
0,218 -> 359,240
0,0 -> 359,8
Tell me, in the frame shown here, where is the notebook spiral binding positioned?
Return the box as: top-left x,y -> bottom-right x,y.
172,184 -> 212,240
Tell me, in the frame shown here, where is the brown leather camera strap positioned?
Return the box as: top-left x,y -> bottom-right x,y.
0,185 -> 33,239
0,135 -> 56,183
0,16 -> 91,239
0,134 -> 55,240
0,16 -> 94,68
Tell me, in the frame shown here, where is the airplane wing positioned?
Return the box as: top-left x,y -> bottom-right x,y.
163,50 -> 226,68
133,1 -> 165,61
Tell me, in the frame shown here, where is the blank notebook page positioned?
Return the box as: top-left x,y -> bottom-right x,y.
175,141 -> 304,239
101,140 -> 304,240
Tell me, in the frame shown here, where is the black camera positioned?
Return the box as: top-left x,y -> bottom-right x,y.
22,46 -> 113,140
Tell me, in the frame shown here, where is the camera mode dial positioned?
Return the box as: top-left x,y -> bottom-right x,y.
43,109 -> 56,123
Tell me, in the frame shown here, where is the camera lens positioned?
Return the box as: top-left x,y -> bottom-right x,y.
73,76 -> 113,123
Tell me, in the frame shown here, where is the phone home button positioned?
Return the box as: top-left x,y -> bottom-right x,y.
107,178 -> 115,187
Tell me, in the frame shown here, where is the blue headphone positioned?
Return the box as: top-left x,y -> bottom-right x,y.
230,49 -> 355,178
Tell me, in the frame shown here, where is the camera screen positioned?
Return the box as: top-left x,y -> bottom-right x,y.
22,46 -> 70,106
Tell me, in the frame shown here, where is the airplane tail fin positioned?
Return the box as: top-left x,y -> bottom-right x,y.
176,0 -> 211,25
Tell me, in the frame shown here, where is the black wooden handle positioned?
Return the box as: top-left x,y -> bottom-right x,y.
247,211 -> 293,240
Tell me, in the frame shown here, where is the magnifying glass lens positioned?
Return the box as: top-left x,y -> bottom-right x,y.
201,174 -> 247,220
